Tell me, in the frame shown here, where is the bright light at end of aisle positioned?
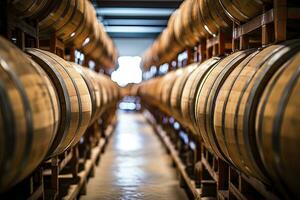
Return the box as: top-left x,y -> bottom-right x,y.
111,56 -> 142,87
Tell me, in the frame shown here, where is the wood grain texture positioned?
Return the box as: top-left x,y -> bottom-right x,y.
199,0 -> 231,36
26,48 -> 92,157
0,37 -> 59,192
214,39 -> 300,184
55,0 -> 85,42
160,71 -> 178,116
194,50 -> 253,160
219,0 -> 272,23
180,58 -> 220,135
170,65 -> 197,122
256,51 -> 300,198
178,0 -> 200,47
10,0 -> 52,19
73,64 -> 102,125
139,40 -> 300,198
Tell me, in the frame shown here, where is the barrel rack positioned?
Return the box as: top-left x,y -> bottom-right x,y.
0,4 -> 117,199
145,1 -> 300,200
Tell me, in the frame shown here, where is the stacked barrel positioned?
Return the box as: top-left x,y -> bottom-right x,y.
142,0 -> 272,68
138,40 -> 300,198
9,0 -> 118,69
0,36 -> 120,192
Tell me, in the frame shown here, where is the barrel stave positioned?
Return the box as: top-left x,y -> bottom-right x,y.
0,37 -> 59,192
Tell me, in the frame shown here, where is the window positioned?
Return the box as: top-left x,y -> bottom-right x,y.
111,56 -> 142,87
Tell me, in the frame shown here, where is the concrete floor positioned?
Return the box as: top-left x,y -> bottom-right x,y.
81,111 -> 188,200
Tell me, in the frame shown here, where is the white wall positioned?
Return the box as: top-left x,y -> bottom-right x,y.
113,38 -> 155,57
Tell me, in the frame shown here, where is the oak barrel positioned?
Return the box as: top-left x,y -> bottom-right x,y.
65,0 -> 96,49
160,71 -> 178,115
180,58 -> 220,135
199,0 -> 231,36
26,48 -> 92,157
194,50 -> 254,160
0,37 -> 59,192
179,0 -> 200,47
38,0 -> 77,34
191,0 -> 209,39
213,39 -> 300,183
170,65 -> 197,122
56,0 -> 85,42
10,0 -> 52,19
72,63 -> 102,125
219,0 -> 272,23
256,51 -> 300,198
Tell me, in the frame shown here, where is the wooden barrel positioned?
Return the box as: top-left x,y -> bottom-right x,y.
191,0 -> 209,39
143,53 -> 151,70
154,77 -> 163,108
65,0 -> 96,49
180,58 -> 220,135
26,48 -> 92,157
206,0 -> 232,29
11,0 -> 90,45
102,38 -> 117,68
173,10 -> 186,48
138,81 -> 148,105
157,73 -> 168,113
72,63 -> 102,125
87,70 -> 104,120
56,0 -> 85,42
97,74 -> 110,114
104,76 -> 114,105
89,70 -> 118,118
81,21 -> 101,57
146,79 -> 157,106
159,74 -> 175,114
213,39 -> 300,183
160,71 -> 178,115
169,69 -> 185,120
167,12 -> 185,52
179,0 -> 200,47
38,0 -> 77,34
256,51 -> 300,198
199,0 -> 231,36
99,73 -> 118,113
112,47 -> 118,67
194,50 -> 254,160
143,78 -> 161,108
11,0 -> 116,65
107,38 -> 116,60
109,78 -> 121,102
170,64 -> 197,123
10,0 -> 52,18
154,76 -> 164,111
158,29 -> 181,63
148,79 -> 160,108
0,37 -> 59,192
172,1 -> 202,47
87,24 -> 107,62
219,0 -> 271,23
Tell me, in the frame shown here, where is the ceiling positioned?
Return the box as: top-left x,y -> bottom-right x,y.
93,0 -> 182,38
92,0 -> 182,57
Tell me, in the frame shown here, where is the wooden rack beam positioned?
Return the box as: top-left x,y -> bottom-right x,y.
232,9 -> 274,40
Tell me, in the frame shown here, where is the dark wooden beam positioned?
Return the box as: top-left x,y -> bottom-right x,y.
100,15 -> 170,20
93,0 -> 182,8
108,32 -> 159,38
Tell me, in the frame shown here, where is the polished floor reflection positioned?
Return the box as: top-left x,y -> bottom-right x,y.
81,111 -> 188,200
